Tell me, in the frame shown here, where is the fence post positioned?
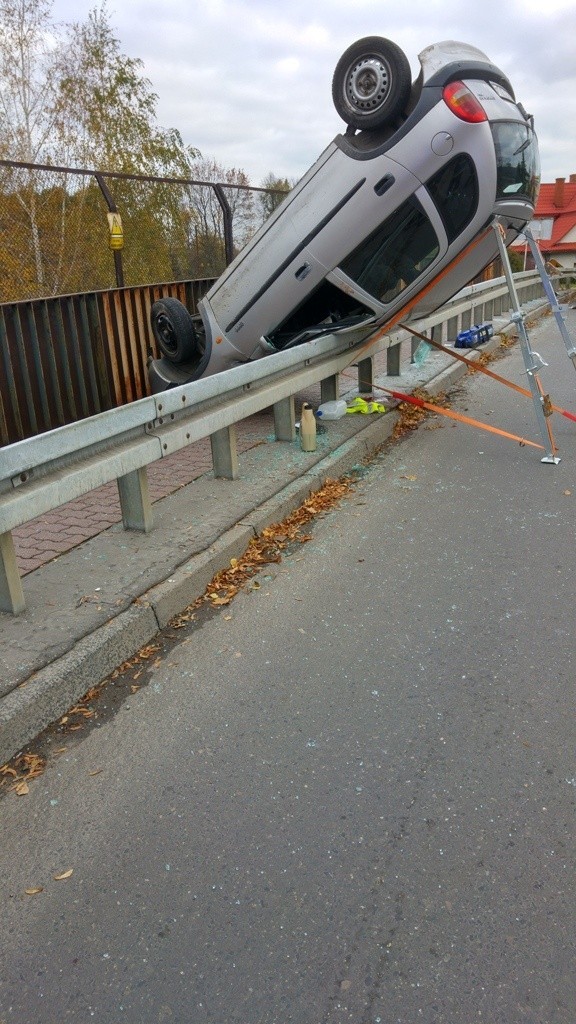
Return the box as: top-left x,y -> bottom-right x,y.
213,185 -> 234,266
95,173 -> 125,289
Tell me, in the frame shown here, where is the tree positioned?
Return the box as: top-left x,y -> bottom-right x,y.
0,0 -> 61,163
258,173 -> 294,221
53,3 -> 194,177
0,0 -> 199,298
0,0 -> 65,291
181,157 -> 258,278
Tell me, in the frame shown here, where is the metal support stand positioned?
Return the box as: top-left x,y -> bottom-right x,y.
522,226 -> 576,368
493,222 -> 560,464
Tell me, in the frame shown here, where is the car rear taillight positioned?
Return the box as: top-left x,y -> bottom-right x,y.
443,81 -> 488,123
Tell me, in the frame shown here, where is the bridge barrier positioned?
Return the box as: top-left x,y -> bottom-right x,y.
1,269 -> 572,615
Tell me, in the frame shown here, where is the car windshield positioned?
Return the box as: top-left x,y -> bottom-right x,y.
491,122 -> 540,205
340,198 -> 439,304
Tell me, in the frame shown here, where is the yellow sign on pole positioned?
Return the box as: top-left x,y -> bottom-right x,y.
107,212 -> 124,250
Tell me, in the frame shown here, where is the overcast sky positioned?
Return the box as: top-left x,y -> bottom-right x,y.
48,0 -> 575,187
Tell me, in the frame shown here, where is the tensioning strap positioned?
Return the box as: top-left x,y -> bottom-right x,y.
399,322 -> 576,425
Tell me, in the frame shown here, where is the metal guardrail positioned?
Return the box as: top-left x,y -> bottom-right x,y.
0,268 -> 568,615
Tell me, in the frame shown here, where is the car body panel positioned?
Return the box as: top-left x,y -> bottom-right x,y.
148,39 -> 540,391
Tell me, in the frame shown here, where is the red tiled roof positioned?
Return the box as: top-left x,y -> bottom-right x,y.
534,179 -> 576,247
510,177 -> 576,255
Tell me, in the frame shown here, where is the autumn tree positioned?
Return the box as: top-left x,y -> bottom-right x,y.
0,0 -> 199,298
0,0 -> 66,294
180,157 -> 258,278
258,173 -> 294,221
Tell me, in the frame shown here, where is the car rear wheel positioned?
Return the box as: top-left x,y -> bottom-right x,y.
151,297 -> 197,364
332,36 -> 411,131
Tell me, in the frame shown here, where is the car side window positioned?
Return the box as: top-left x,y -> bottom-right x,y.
426,154 -> 478,244
340,199 -> 439,304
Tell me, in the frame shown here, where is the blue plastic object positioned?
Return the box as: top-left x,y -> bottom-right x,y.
455,322 -> 493,348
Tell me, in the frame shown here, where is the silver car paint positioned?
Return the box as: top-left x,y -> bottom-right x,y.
192,41 -> 537,377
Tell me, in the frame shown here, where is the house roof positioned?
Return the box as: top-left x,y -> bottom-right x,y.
511,176 -> 576,255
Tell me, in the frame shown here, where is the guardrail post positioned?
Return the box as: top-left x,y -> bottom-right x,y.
0,531 -> 26,615
387,342 -> 401,375
447,315 -> 459,343
211,425 -> 239,479
320,374 -> 339,403
117,468 -> 153,532
357,356 -> 373,394
273,396 -> 296,441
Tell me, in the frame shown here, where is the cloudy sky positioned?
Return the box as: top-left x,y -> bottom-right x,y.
48,0 -> 575,187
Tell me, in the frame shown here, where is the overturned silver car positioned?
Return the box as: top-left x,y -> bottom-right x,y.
148,36 -> 540,392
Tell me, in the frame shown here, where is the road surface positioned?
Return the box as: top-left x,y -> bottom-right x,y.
1,310 -> 575,1023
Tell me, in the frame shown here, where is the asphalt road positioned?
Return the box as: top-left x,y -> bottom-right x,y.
1,310 -> 576,1023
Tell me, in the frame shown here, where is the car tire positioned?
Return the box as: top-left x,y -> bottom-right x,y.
332,36 -> 412,131
151,297 -> 197,364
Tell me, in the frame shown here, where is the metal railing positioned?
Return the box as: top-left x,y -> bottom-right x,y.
1,268 -> 563,615
0,158 -> 281,303
0,276 -> 216,446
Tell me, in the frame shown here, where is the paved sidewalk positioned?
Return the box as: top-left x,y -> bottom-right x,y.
0,324 -> 534,763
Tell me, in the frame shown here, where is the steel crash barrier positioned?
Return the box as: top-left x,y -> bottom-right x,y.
0,269 -> 570,615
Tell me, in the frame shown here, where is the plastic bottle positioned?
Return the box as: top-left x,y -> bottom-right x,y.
316,399 -> 347,420
300,403 -> 317,451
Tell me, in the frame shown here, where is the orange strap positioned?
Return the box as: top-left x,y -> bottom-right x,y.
381,386 -> 544,449
399,322 -> 576,425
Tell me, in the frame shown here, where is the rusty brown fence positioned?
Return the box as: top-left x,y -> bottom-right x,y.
0,278 -> 215,446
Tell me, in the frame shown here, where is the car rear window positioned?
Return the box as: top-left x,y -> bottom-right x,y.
491,122 -> 540,205
426,154 -> 479,244
340,198 -> 439,304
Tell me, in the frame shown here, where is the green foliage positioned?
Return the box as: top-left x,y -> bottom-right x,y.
507,249 -> 525,273
0,0 -> 204,299
53,3 -> 195,177
259,172 -> 294,220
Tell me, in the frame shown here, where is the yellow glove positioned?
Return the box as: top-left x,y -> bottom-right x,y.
346,397 -> 386,414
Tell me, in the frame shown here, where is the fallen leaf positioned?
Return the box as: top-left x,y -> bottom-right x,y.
564,489 -> 572,496
14,780 -> 29,796
53,868 -> 74,880
25,887 -> 44,895
88,769 -> 103,777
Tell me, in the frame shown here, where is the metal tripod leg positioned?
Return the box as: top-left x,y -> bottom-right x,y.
523,226 -> 576,368
493,221 -> 560,464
